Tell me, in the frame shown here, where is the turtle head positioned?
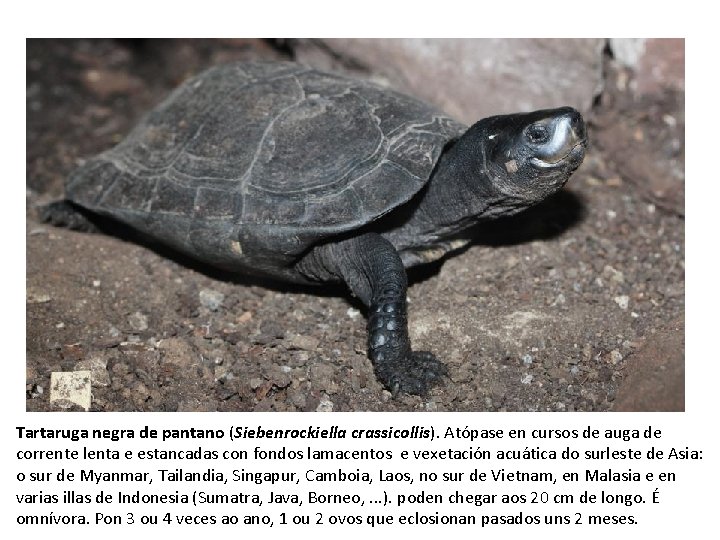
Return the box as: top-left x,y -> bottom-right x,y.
480,106 -> 587,203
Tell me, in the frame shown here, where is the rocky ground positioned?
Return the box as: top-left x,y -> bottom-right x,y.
26,39 -> 684,412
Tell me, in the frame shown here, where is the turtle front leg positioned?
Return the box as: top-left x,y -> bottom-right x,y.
299,233 -> 448,395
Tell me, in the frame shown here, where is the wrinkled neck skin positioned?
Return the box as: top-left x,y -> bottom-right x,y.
386,120 -> 531,245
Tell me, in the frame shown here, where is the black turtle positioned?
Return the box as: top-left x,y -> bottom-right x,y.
42,61 -> 587,395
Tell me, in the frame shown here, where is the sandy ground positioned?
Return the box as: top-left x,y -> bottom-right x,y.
26,39 -> 684,412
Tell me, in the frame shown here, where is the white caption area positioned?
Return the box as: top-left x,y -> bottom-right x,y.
9,413 -> 711,539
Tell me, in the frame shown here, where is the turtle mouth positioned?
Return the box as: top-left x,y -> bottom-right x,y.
530,140 -> 587,168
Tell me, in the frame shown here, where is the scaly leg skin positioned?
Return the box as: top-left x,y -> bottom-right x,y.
300,233 -> 448,395
39,200 -> 99,232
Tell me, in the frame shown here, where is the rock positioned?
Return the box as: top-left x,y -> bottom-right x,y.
607,349 -> 623,365
27,287 -> 51,304
237,311 -> 253,323
157,338 -> 198,368
613,316 -> 684,411
592,42 -> 684,215
215,383 -> 238,401
609,38 -> 646,69
29,384 -> 44,398
128,311 -> 148,332
308,362 -> 336,386
26,365 -> 38,381
610,38 -> 684,96
82,69 -> 144,99
603,265 -> 625,284
289,387 -> 308,409
75,352 -> 111,387
268,366 -> 292,390
614,295 -> 630,310
287,334 -> 320,351
254,380 -> 275,400
316,397 -> 334,412
199,289 -> 225,311
256,321 -> 285,344
292,38 -> 604,123
222,330 -> 247,345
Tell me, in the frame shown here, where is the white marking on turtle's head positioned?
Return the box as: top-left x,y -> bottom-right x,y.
488,134 -> 497,140
230,241 -> 243,256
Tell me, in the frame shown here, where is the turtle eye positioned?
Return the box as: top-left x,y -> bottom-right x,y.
526,124 -> 549,143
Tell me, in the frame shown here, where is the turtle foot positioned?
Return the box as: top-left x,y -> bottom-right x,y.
378,350 -> 448,397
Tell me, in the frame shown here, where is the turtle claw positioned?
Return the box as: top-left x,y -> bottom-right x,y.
381,350 -> 449,397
